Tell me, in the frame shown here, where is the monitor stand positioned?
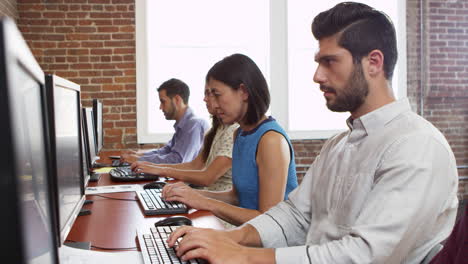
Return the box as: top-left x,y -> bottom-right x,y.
78,208 -> 91,216
92,162 -> 111,168
79,201 -> 93,216
88,172 -> 101,182
64,241 -> 91,250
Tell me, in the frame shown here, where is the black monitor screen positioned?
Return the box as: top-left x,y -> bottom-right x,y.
16,67 -> 56,263
92,99 -> 103,154
84,107 -> 98,165
51,77 -> 84,245
81,114 -> 91,186
0,18 -> 58,263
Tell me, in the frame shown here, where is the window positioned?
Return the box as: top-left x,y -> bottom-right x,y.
136,0 -> 406,143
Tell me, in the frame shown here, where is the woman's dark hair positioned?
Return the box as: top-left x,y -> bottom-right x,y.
206,53 -> 270,125
200,116 -> 222,163
312,2 -> 398,80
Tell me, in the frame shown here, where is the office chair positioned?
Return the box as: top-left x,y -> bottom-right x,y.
424,201 -> 467,264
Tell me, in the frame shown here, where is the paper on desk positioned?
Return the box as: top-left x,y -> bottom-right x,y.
59,245 -> 143,264
85,184 -> 143,195
93,167 -> 114,173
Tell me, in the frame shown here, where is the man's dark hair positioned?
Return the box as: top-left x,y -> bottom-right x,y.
312,2 -> 398,80
157,78 -> 190,104
206,53 -> 270,125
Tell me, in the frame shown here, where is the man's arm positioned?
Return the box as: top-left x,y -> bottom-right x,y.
226,223 -> 268,247
138,150 -> 183,164
141,142 -> 172,156
172,120 -> 207,162
274,134 -> 458,263
121,141 -> 173,164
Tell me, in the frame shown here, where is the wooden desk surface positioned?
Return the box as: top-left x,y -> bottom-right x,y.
66,156 -> 224,251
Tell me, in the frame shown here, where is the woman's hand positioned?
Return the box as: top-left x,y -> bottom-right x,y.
131,161 -> 167,176
162,182 -> 210,211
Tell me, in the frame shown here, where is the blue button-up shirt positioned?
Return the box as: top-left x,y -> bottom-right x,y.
139,107 -> 209,164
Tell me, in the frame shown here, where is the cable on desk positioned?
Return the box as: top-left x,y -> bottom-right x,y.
92,194 -> 138,201
91,245 -> 138,251
65,240 -> 138,251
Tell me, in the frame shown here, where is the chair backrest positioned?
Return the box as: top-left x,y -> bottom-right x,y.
427,202 -> 468,264
420,244 -> 443,264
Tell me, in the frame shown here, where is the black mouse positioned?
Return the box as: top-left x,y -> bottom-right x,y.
154,216 -> 192,227
143,181 -> 167,189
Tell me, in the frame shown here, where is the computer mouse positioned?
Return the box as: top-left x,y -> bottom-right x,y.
154,216 -> 192,227
143,181 -> 167,189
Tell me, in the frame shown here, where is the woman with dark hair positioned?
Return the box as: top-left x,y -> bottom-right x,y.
161,53 -> 298,226
131,86 -> 238,191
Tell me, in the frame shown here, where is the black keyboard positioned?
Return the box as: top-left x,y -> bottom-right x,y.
136,189 -> 188,215
91,161 -> 130,168
110,160 -> 130,167
109,167 -> 159,182
137,226 -> 205,264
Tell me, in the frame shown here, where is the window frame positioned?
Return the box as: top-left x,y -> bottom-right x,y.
135,0 -> 407,143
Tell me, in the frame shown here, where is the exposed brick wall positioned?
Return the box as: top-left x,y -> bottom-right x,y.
17,0 -> 137,151
407,0 -> 468,199
425,1 -> 468,173
16,0 -> 467,198
292,139 -> 326,182
0,0 -> 18,20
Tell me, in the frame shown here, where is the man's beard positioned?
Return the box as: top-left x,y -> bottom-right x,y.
323,63 -> 369,113
164,101 -> 177,120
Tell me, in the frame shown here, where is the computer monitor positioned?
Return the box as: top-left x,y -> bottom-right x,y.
83,107 -> 99,168
45,74 -> 85,246
0,18 -> 59,263
92,99 -> 103,154
81,112 -> 91,186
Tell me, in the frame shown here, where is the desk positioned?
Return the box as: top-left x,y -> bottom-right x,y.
66,156 -> 224,251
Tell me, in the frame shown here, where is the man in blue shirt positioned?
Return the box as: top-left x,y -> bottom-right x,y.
122,78 -> 209,164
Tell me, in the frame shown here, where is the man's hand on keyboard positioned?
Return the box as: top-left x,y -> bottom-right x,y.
162,182 -> 209,211
168,226 -> 249,264
121,150 -> 142,164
